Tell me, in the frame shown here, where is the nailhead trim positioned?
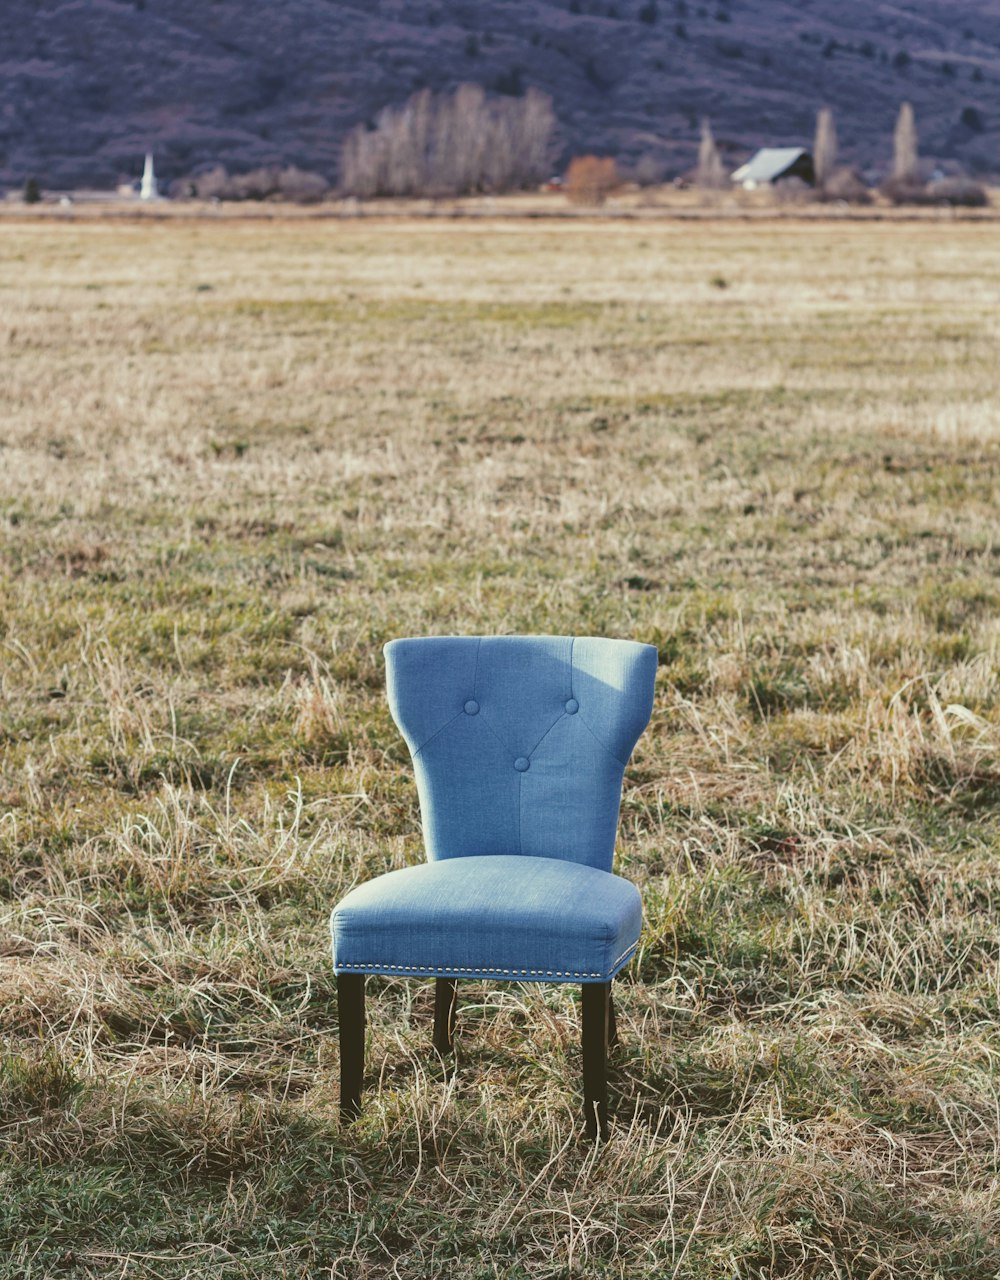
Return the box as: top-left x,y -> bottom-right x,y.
336,943 -> 637,980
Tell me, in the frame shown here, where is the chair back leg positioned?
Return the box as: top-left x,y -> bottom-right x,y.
433,977 -> 458,1055
581,981 -> 610,1140
338,973 -> 365,1123
608,983 -> 618,1050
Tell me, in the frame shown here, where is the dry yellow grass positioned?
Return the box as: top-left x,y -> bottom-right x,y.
1,216 -> 999,1278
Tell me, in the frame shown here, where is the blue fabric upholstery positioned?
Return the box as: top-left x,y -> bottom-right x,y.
331,635 -> 657,985
331,855 -> 643,982
385,635 -> 657,870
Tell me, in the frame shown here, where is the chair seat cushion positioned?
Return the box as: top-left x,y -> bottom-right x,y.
331,855 -> 643,984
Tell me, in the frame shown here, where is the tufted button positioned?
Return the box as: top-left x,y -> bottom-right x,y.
513,756 -> 530,772
564,698 -> 579,715
464,699 -> 479,715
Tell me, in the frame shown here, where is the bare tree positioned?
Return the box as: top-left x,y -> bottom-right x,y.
398,88 -> 433,194
516,89 -> 558,187
339,85 -> 556,198
893,102 -> 919,181
484,102 -> 518,193
696,118 -> 726,190
814,106 -> 838,188
340,125 -> 381,199
379,100 -> 419,195
431,84 -> 486,194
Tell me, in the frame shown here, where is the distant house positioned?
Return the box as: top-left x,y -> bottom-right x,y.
731,147 -> 814,190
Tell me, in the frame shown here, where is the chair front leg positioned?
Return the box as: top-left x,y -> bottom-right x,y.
433,977 -> 458,1055
338,973 -> 365,1123
581,981 -> 610,1141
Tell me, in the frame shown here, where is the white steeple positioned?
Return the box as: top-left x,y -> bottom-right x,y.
140,153 -> 158,200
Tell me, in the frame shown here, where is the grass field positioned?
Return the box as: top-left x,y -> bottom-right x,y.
2,216 -> 1000,1279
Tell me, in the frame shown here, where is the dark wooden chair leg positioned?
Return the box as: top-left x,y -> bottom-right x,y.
608,983 -> 619,1051
581,982 -> 610,1141
433,977 -> 457,1055
338,974 -> 365,1123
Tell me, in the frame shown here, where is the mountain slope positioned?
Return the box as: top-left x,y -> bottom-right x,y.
1,0 -> 998,190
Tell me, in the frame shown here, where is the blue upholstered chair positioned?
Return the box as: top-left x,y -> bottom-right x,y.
331,635 -> 657,1138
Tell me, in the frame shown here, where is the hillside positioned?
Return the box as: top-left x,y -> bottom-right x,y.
1,0 -> 999,191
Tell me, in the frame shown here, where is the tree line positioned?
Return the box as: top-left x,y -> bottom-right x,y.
339,84 -> 556,198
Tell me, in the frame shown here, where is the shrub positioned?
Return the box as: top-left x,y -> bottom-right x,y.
170,165 -> 330,204
23,177 -> 41,204
564,155 -> 620,205
928,178 -> 989,208
819,167 -> 871,204
880,175 -> 933,206
228,167 -> 282,200
584,58 -> 608,89
773,176 -> 815,205
493,67 -> 525,97
184,165 -> 226,200
274,166 -> 330,203
633,154 -> 666,187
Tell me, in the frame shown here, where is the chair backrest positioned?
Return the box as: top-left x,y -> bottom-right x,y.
385,635 -> 657,872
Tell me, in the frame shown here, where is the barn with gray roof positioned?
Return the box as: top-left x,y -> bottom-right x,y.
731,147 -> 815,189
